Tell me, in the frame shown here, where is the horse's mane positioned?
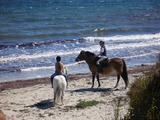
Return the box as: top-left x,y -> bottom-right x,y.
85,51 -> 95,57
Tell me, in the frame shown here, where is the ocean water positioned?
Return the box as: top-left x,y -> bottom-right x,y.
0,0 -> 160,82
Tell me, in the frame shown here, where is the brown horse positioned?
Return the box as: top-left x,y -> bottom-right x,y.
75,51 -> 128,89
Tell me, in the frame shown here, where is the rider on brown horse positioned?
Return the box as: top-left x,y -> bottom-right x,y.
75,51 -> 128,89
95,41 -> 108,73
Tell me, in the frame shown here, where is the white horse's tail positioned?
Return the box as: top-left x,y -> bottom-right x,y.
54,85 -> 61,102
53,66 -> 68,105
53,75 -> 66,104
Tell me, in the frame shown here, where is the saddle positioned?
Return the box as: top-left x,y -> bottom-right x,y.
94,57 -> 109,67
100,58 -> 109,66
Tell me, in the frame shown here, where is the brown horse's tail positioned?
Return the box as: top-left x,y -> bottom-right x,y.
121,59 -> 129,88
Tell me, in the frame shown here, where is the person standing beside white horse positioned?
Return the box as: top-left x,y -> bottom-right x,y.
50,56 -> 68,105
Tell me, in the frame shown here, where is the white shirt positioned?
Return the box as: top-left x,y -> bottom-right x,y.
99,47 -> 106,58
100,47 -> 105,53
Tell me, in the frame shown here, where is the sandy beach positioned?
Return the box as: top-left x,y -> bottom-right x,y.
0,65 -> 153,120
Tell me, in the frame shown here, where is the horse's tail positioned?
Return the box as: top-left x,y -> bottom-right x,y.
121,59 -> 129,88
53,76 -> 67,104
54,85 -> 61,102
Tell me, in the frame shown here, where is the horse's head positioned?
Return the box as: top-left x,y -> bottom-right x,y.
75,51 -> 86,62
64,67 -> 68,76
75,51 -> 95,62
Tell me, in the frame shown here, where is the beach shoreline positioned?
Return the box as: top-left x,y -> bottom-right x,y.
1,0 -> 159,119
0,64 -> 154,120
0,64 -> 153,91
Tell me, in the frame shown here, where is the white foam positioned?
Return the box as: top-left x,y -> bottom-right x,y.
84,34 -> 160,52
20,61 -> 84,72
0,49 -> 80,62
108,39 -> 160,51
0,33 -> 159,63
84,33 -> 160,42
121,51 -> 160,59
21,66 -> 53,72
19,50 -> 159,72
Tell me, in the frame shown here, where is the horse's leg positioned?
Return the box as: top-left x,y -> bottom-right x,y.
91,73 -> 96,88
54,90 -> 56,103
114,74 -> 120,88
121,59 -> 129,89
121,73 -> 128,89
96,74 -> 101,88
61,90 -> 64,105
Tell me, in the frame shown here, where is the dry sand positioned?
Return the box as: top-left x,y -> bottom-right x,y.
0,65 -> 153,120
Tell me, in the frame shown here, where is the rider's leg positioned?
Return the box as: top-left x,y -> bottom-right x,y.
96,58 -> 104,73
50,73 -> 56,88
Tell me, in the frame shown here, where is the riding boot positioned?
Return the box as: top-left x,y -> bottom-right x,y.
98,64 -> 103,73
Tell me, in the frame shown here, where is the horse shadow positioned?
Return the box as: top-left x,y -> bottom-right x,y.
68,88 -> 113,93
26,99 -> 54,109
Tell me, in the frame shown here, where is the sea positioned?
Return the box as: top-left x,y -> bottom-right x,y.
0,0 -> 160,82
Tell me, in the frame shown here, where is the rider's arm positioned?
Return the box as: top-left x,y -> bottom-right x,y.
61,63 -> 65,73
96,47 -> 104,57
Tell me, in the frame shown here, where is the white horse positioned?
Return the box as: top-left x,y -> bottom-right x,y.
52,67 -> 68,105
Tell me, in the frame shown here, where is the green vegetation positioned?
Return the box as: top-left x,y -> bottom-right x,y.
126,58 -> 160,119
114,98 -> 123,120
76,100 -> 99,109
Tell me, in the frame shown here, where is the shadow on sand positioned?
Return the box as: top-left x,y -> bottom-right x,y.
26,88 -> 125,109
26,99 -> 54,109
68,87 -> 125,93
68,88 -> 113,93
